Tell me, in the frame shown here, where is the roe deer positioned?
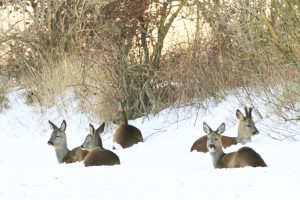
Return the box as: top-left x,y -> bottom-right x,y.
190,107 -> 259,152
204,122 -> 267,168
47,120 -> 89,164
112,100 -> 143,149
81,123 -> 120,167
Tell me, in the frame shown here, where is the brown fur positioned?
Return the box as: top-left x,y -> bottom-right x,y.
216,147 -> 267,168
84,147 -> 120,167
204,122 -> 267,169
63,147 -> 89,164
191,107 -> 258,152
113,123 -> 143,149
113,101 -> 143,149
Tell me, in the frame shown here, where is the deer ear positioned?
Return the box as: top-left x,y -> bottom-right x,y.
203,122 -> 212,134
217,123 -> 225,135
248,107 -> 253,118
236,109 -> 245,120
96,122 -> 105,135
89,124 -> 95,134
48,120 -> 58,130
60,120 -> 67,131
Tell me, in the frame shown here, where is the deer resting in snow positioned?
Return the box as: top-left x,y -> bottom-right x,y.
204,122 -> 267,169
112,100 -> 143,150
190,107 -> 259,152
47,120 -> 89,164
81,123 -> 120,167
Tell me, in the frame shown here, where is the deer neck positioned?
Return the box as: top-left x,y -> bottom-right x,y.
95,134 -> 104,149
237,133 -> 251,145
237,126 -> 252,145
239,137 -> 251,144
210,148 -> 225,168
121,111 -> 128,125
55,145 -> 70,164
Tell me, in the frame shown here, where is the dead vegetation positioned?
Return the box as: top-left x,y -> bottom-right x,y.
0,0 -> 299,138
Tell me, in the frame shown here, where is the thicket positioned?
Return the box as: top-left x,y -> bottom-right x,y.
0,0 -> 299,138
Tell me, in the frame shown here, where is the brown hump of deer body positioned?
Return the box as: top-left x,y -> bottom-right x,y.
63,147 -> 89,164
216,147 -> 267,168
190,107 -> 259,152
113,101 -> 143,149
204,122 -> 267,169
84,148 -> 120,167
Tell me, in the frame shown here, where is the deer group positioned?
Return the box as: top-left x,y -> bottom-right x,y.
48,105 -> 267,169
190,107 -> 259,152
48,100 -> 143,166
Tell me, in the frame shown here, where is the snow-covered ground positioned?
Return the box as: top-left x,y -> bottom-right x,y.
0,89 -> 299,200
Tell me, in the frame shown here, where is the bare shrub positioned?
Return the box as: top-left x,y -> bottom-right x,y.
0,0 -> 299,139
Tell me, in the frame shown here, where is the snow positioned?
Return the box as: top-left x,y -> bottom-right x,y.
0,89 -> 299,200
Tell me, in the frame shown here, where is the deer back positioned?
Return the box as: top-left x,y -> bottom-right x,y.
83,148 -> 120,167
63,147 -> 89,164
113,124 -> 143,149
113,101 -> 143,149
216,147 -> 267,168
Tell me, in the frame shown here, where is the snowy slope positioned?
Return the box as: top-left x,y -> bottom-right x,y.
0,89 -> 299,200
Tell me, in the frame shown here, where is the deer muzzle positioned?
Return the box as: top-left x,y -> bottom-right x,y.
208,144 -> 216,151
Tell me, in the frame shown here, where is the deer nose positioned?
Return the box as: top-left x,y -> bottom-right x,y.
254,130 -> 259,135
208,144 -> 215,149
48,141 -> 53,145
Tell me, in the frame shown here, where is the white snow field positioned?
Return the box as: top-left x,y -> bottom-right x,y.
0,89 -> 299,200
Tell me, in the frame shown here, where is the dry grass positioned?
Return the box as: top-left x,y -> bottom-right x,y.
0,0 -> 299,138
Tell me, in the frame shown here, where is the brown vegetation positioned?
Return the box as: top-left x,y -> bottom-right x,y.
0,0 -> 299,138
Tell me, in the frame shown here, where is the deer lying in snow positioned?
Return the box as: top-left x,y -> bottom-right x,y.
190,107 -> 259,152
81,123 -> 120,167
47,120 -> 89,164
204,122 -> 267,169
113,100 -> 143,150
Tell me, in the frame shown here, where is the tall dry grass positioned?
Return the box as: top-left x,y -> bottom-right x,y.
0,0 -> 299,138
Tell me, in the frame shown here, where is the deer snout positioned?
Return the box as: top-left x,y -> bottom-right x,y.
48,141 -> 53,146
208,144 -> 216,150
253,129 -> 259,135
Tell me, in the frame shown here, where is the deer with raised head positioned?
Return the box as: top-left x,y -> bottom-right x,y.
204,122 -> 267,168
113,100 -> 143,150
47,120 -> 89,164
81,123 -> 120,167
190,107 -> 259,152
